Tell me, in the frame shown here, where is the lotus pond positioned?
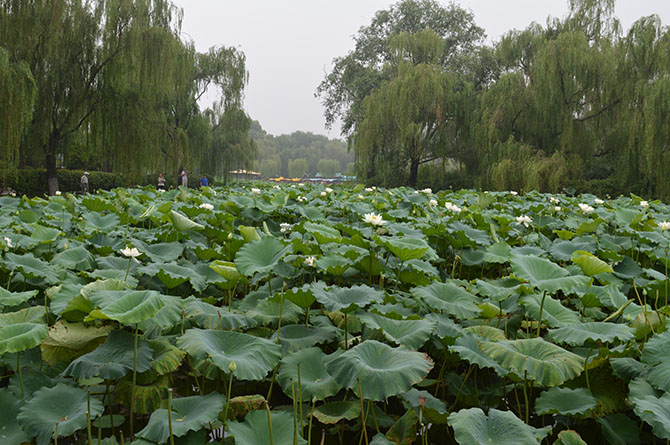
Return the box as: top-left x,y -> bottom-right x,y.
1,184 -> 670,444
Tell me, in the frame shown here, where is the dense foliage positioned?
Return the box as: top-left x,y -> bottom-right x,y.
2,184 -> 670,443
0,0 -> 255,194
318,0 -> 670,199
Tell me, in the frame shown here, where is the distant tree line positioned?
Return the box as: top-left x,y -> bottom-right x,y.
318,0 -> 670,199
250,121 -> 354,178
0,0 -> 255,194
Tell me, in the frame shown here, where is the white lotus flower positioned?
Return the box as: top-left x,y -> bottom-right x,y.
659,221 -> 670,231
3,237 -> 12,248
121,247 -> 141,258
10,192 -> 16,197
55,190 -> 62,196
199,203 -> 214,211
429,199 -> 438,206
510,191 -> 518,196
280,223 -> 291,233
250,188 -> 261,194
297,196 -> 306,202
273,185 -> 280,189
516,215 -> 532,228
365,187 -> 374,192
157,189 -> 165,193
549,196 -> 559,204
358,194 -> 364,200
554,206 -> 561,212
320,191 -> 327,197
594,198 -> 604,205
422,188 -> 432,194
363,212 -> 386,226
325,187 -> 333,193
298,183 -> 305,187
640,200 -> 649,208
445,202 -> 462,213
304,256 -> 316,267
579,203 -> 594,214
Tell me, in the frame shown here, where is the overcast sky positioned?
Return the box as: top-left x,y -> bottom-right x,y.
171,0 -> 670,138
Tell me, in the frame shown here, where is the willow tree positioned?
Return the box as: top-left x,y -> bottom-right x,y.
355,30 -> 460,186
0,47 -> 35,189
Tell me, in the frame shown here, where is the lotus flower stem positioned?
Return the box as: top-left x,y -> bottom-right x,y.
124,257 -> 131,282
344,313 -> 348,350
86,410 -> 92,445
223,361 -> 235,435
357,379 -> 369,445
448,365 -> 474,412
522,371 -> 530,424
265,403 -> 274,445
536,291 -> 546,337
584,346 -> 595,393
368,400 -> 380,434
634,282 -> 655,335
168,389 -> 175,445
291,379 -> 298,445
54,423 -> 58,445
307,399 -> 315,444
104,380 -> 116,437
297,363 -> 304,434
120,430 -> 124,444
130,324 -> 139,440
276,291 -> 285,345
17,353 -> 23,398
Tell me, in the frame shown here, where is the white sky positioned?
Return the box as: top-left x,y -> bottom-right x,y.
171,0 -> 670,138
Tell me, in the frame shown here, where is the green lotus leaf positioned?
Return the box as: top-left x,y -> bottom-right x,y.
247,298 -> 302,326
148,339 -> 186,375
4,253 -> 61,285
483,242 -> 511,264
228,410 -> 307,445
640,330 -> 670,392
40,320 -> 112,365
270,324 -> 337,352
399,388 -> 448,424
0,287 -> 37,308
17,383 -> 104,445
325,340 -> 433,401
511,254 -> 590,293
64,330 -> 153,379
168,210 -> 204,231
630,389 -> 670,439
447,408 -> 551,445
134,241 -> 183,263
0,307 -> 46,326
278,347 -> 342,401
234,237 -> 292,277
0,322 -> 48,354
51,246 -> 97,270
520,293 -> 581,328
81,196 -> 116,213
87,290 -> 165,325
554,430 -> 588,445
385,408 -> 418,444
210,260 -> 243,283
312,401 -> 361,424
312,283 -> 385,313
0,389 -> 30,443
572,251 -> 614,276
183,298 -> 252,330
238,225 -> 261,242
449,333 -> 509,376
472,279 -> 520,302
463,325 -> 506,341
358,312 -> 435,349
534,387 -> 597,416
597,413 -> 641,445
316,254 -> 354,276
82,212 -> 120,232
153,263 -> 205,290
610,357 -> 648,381
304,221 -> 341,243
383,236 -> 431,262
176,328 -> 281,381
30,224 -> 62,244
548,322 -> 635,346
136,392 -> 225,443
480,338 -> 583,386
282,284 -> 316,309
411,282 -> 481,319
114,373 -> 169,415
228,394 -> 267,417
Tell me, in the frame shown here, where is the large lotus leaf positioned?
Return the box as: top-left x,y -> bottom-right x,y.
4,253 -> 61,284
228,409 -> 307,445
0,389 -> 30,443
64,329 -> 153,379
209,260 -> 243,283
81,196 -> 116,213
448,408 -> 550,445
520,293 -> 581,328
383,237 -> 430,262
30,224 -> 62,244
176,329 -> 281,381
483,242 -> 511,264
610,357 -> 648,381
548,322 -> 634,346
168,210 -> 204,231
40,320 -> 112,365
534,387 -> 596,416
0,307 -> 46,326
183,298 -> 252,330
411,282 -> 481,319
87,290 -> 165,325
472,279 -> 520,302
17,383 -> 104,445
511,254 -> 590,293
597,413 -> 641,445
270,324 -> 337,352
550,239 -> 598,262
135,241 -> 183,263
51,246 -> 97,270
278,347 -> 342,401
640,330 -> 670,392
316,254 -> 354,276
311,401 -> 361,424
153,263 -> 205,290
0,322 -> 48,354
449,333 -> 509,376
385,408 -> 418,444
148,339 -> 186,375
247,298 -> 303,326
399,388 -> 448,424
324,340 -> 433,401
136,392 -> 225,443
304,221 -> 341,243
312,283 -> 384,313
630,389 -> 670,439
0,287 -> 37,308
282,284 -> 316,309
358,312 -> 435,349
572,251 -> 613,276
82,212 -> 120,232
234,237 -> 292,277
554,430 -> 588,445
480,338 -> 583,386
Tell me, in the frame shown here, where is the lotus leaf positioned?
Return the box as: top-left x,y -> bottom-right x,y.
548,322 -> 635,345
411,282 -> 481,319
312,282 -> 385,313
0,287 -> 37,308
0,389 -> 30,443
0,322 -> 48,354
383,236 -> 431,262
447,407 -> 551,445
228,410 -> 307,445
640,330 -> 670,392
87,290 -> 165,324
4,253 -> 61,284
358,312 -> 435,349
51,246 -> 97,270
234,236 -> 292,277
554,430 -> 588,445
270,324 -> 337,351
40,320 -> 112,365
597,413 -> 641,445
534,387 -> 597,415
385,408 -> 418,444
511,254 -> 590,293
520,293 -> 581,327
277,347 -> 342,401
312,401 -> 361,424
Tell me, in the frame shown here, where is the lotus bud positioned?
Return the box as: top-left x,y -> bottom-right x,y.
227,232 -> 233,239
229,361 -> 237,372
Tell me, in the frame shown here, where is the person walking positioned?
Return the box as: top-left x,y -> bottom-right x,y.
157,173 -> 166,190
199,175 -> 208,188
181,170 -> 188,188
80,171 -> 89,194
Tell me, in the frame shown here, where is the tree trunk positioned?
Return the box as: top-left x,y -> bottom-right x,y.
46,146 -> 59,195
409,158 -> 419,187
